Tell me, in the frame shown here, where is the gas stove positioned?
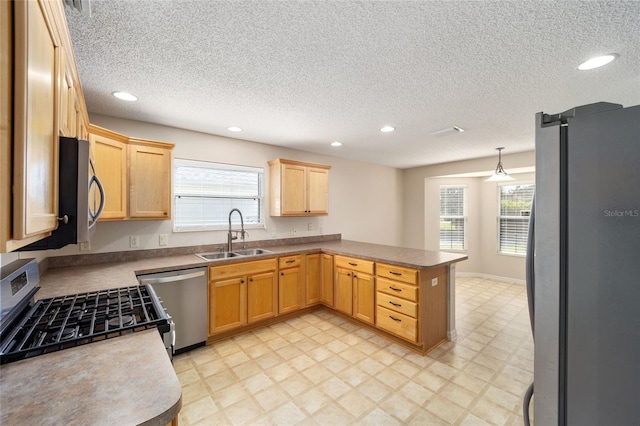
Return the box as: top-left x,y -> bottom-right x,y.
0,259 -> 173,365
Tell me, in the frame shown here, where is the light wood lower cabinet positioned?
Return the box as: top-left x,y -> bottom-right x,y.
278,255 -> 304,314
334,255 -> 375,324
305,253 -> 320,306
206,253 -> 449,355
209,259 -> 277,335
375,262 -> 423,345
320,254 -> 334,306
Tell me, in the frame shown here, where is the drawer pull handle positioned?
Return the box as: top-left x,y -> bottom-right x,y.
389,271 -> 402,276
348,262 -> 358,266
389,286 -> 402,292
390,316 -> 401,322
285,259 -> 296,264
389,301 -> 401,307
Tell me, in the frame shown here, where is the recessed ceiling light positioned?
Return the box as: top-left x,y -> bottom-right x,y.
227,126 -> 242,132
330,141 -> 342,147
112,91 -> 137,101
380,126 -> 395,133
578,54 -> 617,70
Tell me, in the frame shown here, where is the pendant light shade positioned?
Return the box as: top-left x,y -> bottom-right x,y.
485,147 -> 515,181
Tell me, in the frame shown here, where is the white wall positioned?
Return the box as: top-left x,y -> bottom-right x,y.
404,151 -> 535,282
19,115 -> 402,258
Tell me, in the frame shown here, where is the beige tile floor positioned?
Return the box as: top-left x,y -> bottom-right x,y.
173,277 -> 534,425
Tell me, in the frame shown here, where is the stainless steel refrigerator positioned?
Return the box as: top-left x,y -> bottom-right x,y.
529,102 -> 640,425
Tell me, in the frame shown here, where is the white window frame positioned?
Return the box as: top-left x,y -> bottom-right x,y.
439,185 -> 467,251
497,182 -> 535,256
173,159 -> 265,232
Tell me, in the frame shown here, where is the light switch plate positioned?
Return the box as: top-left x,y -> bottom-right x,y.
130,235 -> 139,248
159,234 -> 168,246
431,277 -> 438,286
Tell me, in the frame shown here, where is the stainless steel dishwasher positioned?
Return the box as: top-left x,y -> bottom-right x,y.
137,267 -> 208,354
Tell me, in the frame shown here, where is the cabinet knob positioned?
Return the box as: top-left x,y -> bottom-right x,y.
163,212 -> 168,216
241,280 -> 245,283
353,274 -> 357,278
281,272 -> 284,276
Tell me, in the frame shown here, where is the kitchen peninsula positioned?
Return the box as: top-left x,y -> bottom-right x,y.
1,236 -> 466,425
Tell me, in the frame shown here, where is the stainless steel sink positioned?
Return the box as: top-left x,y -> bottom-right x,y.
233,248 -> 274,256
196,248 -> 273,261
196,252 -> 243,261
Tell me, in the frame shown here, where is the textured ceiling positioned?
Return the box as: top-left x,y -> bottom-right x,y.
65,0 -> 640,169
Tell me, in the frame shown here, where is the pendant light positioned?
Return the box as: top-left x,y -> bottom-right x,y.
485,147 -> 515,181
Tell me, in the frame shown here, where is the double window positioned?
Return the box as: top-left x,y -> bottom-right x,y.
173,159 -> 264,232
497,183 -> 535,255
439,185 -> 467,250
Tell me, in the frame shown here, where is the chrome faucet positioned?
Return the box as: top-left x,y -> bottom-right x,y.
227,208 -> 246,252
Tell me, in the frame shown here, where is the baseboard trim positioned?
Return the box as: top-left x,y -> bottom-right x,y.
456,272 -> 525,286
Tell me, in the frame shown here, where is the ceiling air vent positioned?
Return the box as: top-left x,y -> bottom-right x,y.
63,0 -> 91,17
430,126 -> 465,137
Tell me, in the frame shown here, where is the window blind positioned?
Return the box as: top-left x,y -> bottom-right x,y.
440,185 -> 466,250
498,183 -> 534,255
173,159 -> 264,232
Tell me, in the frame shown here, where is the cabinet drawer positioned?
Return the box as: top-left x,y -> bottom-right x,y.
376,277 -> 418,302
376,306 -> 418,343
210,259 -> 277,279
279,254 -> 302,269
334,255 -> 374,274
377,292 -> 417,318
376,263 -> 418,285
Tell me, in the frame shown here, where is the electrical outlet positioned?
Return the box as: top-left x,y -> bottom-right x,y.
159,234 -> 168,246
431,277 -> 438,286
130,235 -> 139,248
79,241 -> 90,251
308,223 -> 313,231
293,227 -> 297,235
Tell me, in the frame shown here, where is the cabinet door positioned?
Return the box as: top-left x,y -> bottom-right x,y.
12,0 -> 60,239
307,167 -> 328,214
209,277 -> 247,335
334,267 -> 353,315
58,48 -> 75,137
247,271 -> 277,323
90,133 -> 127,220
353,272 -> 375,324
281,163 -> 306,215
279,267 -> 302,314
320,254 -> 334,306
128,143 -> 172,219
305,253 -> 320,306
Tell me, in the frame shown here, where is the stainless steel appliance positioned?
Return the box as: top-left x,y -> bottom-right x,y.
18,137 -> 105,251
137,267 -> 208,354
0,259 -> 173,364
528,102 -> 640,424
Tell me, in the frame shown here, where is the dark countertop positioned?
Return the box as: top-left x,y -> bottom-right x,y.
36,239 -> 467,299
0,329 -> 182,426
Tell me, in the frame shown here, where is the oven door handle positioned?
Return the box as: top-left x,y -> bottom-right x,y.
139,270 -> 205,285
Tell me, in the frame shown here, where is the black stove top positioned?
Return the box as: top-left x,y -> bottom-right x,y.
0,284 -> 170,364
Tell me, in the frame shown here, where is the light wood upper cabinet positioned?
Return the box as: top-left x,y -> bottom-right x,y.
89,125 -> 128,220
268,158 -> 330,216
11,0 -> 60,242
88,128 -> 174,221
128,139 -> 173,219
59,48 -> 75,137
